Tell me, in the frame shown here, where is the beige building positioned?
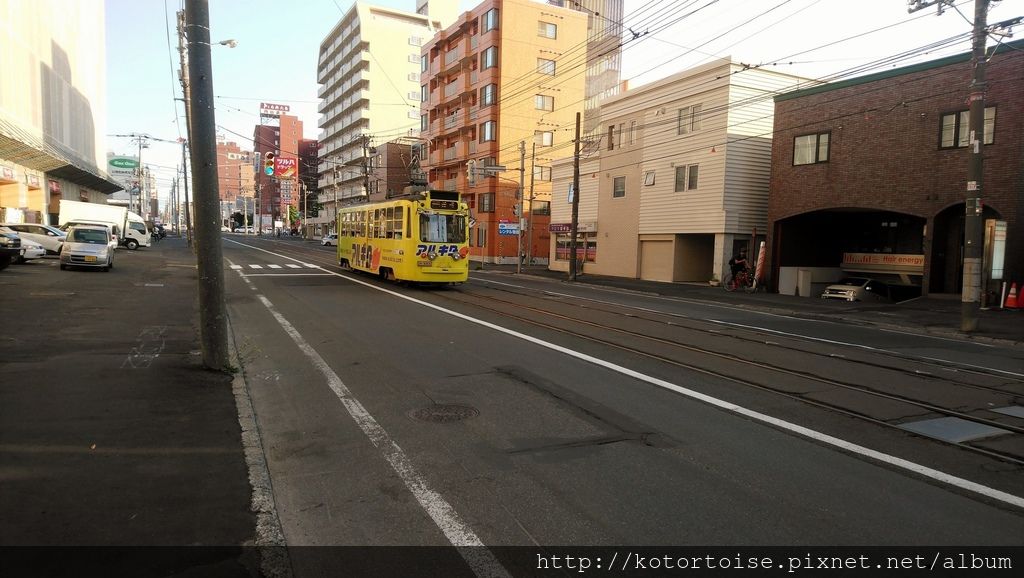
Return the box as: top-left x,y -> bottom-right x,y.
419,0 -> 587,264
313,1 -> 457,234
550,59 -> 812,281
0,0 -> 121,224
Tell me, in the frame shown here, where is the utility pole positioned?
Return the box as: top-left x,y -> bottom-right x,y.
909,0 -> 990,331
362,134 -> 371,199
185,0 -> 229,370
527,142 -> 536,266
516,140 -> 525,274
569,112 -> 581,282
961,0 -> 990,331
181,140 -> 193,246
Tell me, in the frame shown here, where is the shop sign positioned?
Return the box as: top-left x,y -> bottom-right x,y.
498,221 -> 519,236
1,166 -> 14,182
841,252 -> 924,273
26,174 -> 40,188
109,157 -> 139,169
549,222 -> 596,234
48,180 -> 62,194
274,157 -> 297,178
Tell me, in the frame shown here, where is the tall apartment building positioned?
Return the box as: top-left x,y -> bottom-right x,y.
419,0 -> 587,265
253,113 -> 303,230
298,138 -> 319,233
547,0 -> 624,140
0,0 -> 121,224
314,1 -> 457,234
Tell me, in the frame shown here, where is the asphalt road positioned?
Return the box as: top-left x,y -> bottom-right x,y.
221,236 -> 1024,566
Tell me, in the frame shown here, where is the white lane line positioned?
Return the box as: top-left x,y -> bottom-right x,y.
230,265 -> 242,270
241,274 -> 334,277
268,264 -> 282,269
302,263 -> 317,268
226,241 -> 1024,511
249,264 -> 263,269
225,247 -> 508,576
285,264 -> 301,269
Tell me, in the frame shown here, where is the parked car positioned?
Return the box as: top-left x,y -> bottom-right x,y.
59,225 -> 113,271
15,238 -> 46,263
821,277 -> 890,302
59,220 -> 119,252
321,233 -> 338,246
0,229 -> 21,270
0,222 -> 66,254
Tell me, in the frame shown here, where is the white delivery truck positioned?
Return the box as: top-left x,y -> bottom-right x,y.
58,200 -> 151,250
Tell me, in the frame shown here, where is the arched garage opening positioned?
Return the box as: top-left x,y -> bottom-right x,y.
929,202 -> 1003,295
772,209 -> 925,299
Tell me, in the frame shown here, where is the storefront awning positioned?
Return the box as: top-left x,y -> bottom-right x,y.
0,117 -> 123,194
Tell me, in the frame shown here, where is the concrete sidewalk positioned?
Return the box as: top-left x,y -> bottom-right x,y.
0,238 -> 256,558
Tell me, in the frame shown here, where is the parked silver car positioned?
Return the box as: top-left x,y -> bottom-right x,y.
59,225 -> 113,271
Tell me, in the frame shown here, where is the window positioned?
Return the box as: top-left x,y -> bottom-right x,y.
480,121 -> 496,142
613,176 -> 625,198
537,58 -> 556,75
480,192 -> 495,212
607,125 -> 615,150
480,84 -> 497,106
482,46 -> 498,69
483,8 -> 499,32
420,114 -> 428,131
677,104 -> 703,135
629,121 -> 636,144
420,212 -> 467,243
410,91 -> 422,101
409,36 -> 422,46
535,95 -> 554,111
534,130 -> 553,147
643,170 -> 655,186
408,54 -> 420,63
531,200 -> 550,215
420,54 -> 428,72
617,123 -> 624,149
538,21 -> 557,39
793,132 -> 829,165
421,84 -> 428,102
940,107 -> 995,148
674,165 -> 699,191
533,166 -> 551,181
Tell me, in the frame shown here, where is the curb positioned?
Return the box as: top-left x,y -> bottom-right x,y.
227,319 -> 292,578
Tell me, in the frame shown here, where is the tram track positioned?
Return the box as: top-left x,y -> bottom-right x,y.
437,285 -> 1024,466
464,277 -> 1024,395
223,240 -> 1024,465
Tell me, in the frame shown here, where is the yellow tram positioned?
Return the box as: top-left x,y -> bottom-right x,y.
336,190 -> 470,284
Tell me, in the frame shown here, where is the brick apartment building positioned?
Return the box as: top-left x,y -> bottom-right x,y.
253,113 -> 303,230
768,39 -> 1023,298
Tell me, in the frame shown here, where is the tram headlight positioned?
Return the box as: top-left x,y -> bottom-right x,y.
428,252 -> 437,260
451,252 -> 460,260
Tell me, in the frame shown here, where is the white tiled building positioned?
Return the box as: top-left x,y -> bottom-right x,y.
313,1 -> 457,233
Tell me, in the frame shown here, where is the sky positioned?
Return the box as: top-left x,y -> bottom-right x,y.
103,0 -> 1021,207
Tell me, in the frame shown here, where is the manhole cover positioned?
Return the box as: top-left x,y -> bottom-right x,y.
408,404 -> 479,423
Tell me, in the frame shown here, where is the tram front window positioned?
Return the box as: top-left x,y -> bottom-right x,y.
420,213 -> 467,244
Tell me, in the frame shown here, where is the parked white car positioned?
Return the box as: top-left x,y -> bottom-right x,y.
0,222 -> 66,254
321,233 -> 338,246
16,238 -> 46,263
820,277 -> 891,302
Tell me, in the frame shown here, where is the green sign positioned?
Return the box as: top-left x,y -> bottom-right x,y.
109,157 -> 139,169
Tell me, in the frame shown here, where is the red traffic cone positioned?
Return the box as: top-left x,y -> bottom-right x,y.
1005,282 -> 1019,309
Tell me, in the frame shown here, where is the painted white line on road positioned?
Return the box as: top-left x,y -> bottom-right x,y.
249,264 -> 263,269
227,242 -> 1024,511
230,265 -> 242,270
285,264 -> 301,269
268,264 -> 282,269
224,248 -> 509,576
240,273 -> 334,278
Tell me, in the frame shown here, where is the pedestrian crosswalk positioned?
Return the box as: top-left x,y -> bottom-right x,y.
229,262 -> 321,271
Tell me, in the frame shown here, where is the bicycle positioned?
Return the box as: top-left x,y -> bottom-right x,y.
723,268 -> 756,293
